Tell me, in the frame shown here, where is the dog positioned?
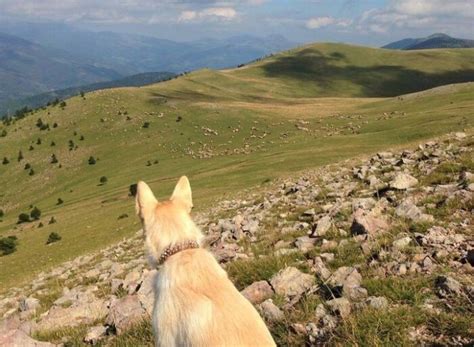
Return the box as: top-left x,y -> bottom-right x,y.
136,176 -> 276,347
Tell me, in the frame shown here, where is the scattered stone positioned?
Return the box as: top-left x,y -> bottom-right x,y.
393,236 -> 412,250
312,257 -> 331,281
326,298 -> 351,318
0,328 -> 56,347
37,297 -> 107,331
137,270 -> 157,315
367,296 -> 388,309
295,236 -> 317,252
313,216 -> 332,236
84,325 -> 107,345
395,200 -> 434,223
241,281 -> 274,305
259,299 -> 284,322
435,276 -> 463,297
106,296 -> 146,335
270,267 -> 314,297
350,209 -> 389,235
390,173 -> 418,190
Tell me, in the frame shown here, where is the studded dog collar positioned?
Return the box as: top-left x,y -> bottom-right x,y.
158,240 -> 199,265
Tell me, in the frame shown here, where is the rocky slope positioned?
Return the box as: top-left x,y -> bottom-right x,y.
0,132 -> 472,346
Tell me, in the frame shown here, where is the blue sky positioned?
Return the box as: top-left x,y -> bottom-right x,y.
0,0 -> 473,45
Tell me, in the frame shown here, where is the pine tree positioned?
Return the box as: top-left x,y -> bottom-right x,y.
30,206 -> 41,220
17,150 -> 24,162
29,168 -> 35,176
17,213 -> 30,224
46,232 -> 61,244
2,157 -> 9,165
88,156 -> 96,165
51,154 -> 58,164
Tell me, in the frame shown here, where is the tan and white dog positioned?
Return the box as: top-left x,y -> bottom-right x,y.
136,176 -> 276,347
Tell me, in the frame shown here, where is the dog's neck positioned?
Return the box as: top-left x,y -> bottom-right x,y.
158,240 -> 199,265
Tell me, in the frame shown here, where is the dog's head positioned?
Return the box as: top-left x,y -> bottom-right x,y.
135,176 -> 202,266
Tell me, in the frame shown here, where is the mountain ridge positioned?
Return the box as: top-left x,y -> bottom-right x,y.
383,33 -> 474,50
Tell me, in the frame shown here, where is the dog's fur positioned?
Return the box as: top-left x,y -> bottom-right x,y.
136,176 -> 276,347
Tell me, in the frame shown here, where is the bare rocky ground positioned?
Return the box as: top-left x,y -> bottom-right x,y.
0,132 -> 473,346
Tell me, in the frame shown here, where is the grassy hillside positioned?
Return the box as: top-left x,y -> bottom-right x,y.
0,43 -> 473,291
0,71 -> 176,116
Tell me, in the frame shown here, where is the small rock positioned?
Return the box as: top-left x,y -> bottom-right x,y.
390,173 -> 418,190
327,298 -> 351,318
270,267 -> 314,297
393,236 -> 412,250
435,276 -> 463,297
367,296 -> 388,309
395,200 -> 434,223
137,269 -> 157,315
0,329 -> 56,347
106,296 -> 146,335
84,268 -> 100,279
241,281 -> 274,305
313,216 -> 332,236
84,325 -> 107,345
312,257 -> 331,281
259,299 -> 284,322
350,209 -> 389,236
295,236 -> 317,252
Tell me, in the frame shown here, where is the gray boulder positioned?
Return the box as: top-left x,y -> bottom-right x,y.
395,200 -> 433,223
327,298 -> 351,318
84,325 -> 107,345
106,295 -> 146,335
351,209 -> 389,235
390,173 -> 418,190
367,296 -> 388,309
270,267 -> 314,297
259,299 -> 284,322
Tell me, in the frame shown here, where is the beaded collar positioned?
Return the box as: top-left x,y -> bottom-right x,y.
158,240 -> 199,265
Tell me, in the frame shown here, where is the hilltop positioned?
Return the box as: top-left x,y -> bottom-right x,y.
383,33 -> 474,50
0,43 -> 473,293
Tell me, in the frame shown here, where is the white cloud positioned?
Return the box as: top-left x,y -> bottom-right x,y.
178,7 -> 237,22
178,11 -> 198,22
306,16 -> 335,29
305,16 -> 352,30
359,0 -> 474,35
393,0 -> 474,17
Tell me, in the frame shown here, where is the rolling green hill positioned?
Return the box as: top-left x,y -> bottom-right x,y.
0,43 -> 473,291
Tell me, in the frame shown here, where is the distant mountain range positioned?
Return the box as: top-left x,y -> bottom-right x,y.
0,71 -> 176,116
0,32 -> 121,105
0,21 -> 295,111
383,33 -> 474,50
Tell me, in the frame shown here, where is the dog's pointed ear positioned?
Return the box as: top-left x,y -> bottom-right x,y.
170,176 -> 193,212
136,181 -> 158,221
